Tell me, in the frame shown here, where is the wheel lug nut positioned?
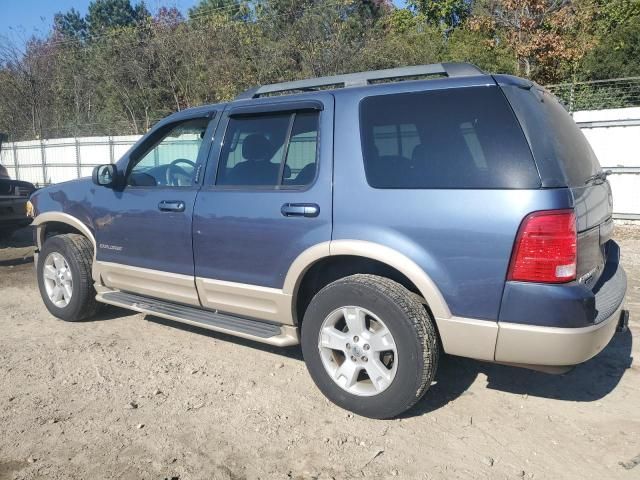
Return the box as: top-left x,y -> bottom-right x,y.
351,356 -> 357,362
346,343 -> 351,349
353,336 -> 359,342
362,356 -> 368,362
363,344 -> 370,351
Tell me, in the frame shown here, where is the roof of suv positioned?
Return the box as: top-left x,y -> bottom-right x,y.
161,62 -> 498,125
235,62 -> 487,100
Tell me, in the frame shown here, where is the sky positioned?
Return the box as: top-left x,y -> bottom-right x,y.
0,0 -> 197,41
0,0 -> 408,43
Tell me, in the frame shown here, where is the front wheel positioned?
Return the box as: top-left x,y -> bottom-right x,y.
37,233 -> 99,322
301,274 -> 439,419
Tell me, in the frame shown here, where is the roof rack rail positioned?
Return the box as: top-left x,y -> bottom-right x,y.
235,62 -> 484,100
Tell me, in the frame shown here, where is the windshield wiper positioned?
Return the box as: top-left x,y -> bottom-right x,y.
585,170 -> 612,185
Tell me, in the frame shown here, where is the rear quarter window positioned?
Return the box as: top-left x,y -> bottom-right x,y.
359,86 -> 540,189
500,85 -> 601,187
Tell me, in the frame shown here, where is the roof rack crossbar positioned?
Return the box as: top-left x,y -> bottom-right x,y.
235,62 -> 484,100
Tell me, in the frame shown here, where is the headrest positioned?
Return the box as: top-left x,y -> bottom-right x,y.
242,134 -> 272,161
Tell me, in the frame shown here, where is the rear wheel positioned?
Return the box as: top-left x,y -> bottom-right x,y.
301,274 -> 439,419
37,233 -> 99,321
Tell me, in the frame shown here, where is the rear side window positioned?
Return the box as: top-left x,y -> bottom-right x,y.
359,87 -> 540,189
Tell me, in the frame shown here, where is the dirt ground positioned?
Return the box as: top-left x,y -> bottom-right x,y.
0,226 -> 638,480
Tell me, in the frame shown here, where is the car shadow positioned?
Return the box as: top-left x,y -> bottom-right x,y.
0,226 -> 33,248
86,307 -> 633,415
75,305 -> 139,322
145,315 -> 304,361
0,256 -> 33,267
404,327 -> 633,418
0,226 -> 35,266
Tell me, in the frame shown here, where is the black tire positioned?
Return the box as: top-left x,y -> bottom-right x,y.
301,274 -> 439,419
37,233 -> 99,322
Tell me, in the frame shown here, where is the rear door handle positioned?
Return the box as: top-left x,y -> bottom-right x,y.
281,203 -> 320,218
158,200 -> 185,212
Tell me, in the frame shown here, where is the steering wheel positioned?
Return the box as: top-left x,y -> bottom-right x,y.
165,159 -> 196,186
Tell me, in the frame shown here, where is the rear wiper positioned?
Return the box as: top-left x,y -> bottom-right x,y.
585,170 -> 612,185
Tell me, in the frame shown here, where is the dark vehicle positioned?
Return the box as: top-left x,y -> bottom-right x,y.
0,133 -> 36,239
29,63 -> 628,418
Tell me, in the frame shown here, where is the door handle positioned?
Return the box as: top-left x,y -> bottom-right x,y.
158,200 -> 185,212
281,203 -> 320,218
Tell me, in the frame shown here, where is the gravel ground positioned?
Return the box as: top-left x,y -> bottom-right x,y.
0,225 -> 639,480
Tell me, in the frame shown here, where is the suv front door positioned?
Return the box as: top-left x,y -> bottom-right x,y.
192,94 -> 334,323
93,112 -> 218,306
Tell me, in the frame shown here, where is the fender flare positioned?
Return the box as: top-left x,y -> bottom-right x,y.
32,212 -> 97,261
283,239 -> 451,319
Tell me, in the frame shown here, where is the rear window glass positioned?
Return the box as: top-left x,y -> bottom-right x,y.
359,86 -> 540,189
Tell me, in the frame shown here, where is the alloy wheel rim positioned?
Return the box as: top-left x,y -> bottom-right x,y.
318,306 -> 398,397
43,252 -> 73,308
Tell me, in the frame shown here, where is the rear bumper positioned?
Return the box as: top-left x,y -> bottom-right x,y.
494,240 -> 626,367
499,241 -> 626,328
494,303 -> 624,366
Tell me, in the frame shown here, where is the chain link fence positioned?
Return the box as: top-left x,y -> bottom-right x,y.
547,77 -> 640,113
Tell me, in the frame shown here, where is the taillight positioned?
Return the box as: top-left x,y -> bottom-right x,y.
508,209 -> 577,283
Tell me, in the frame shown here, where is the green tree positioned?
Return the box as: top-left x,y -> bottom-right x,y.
188,0 -> 251,21
407,0 -> 472,31
584,0 -> 640,33
581,19 -> 640,79
87,0 -> 150,35
53,8 -> 88,40
446,27 -> 516,74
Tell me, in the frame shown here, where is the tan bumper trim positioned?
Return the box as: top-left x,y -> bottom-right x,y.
435,316 -> 498,361
494,305 -> 622,366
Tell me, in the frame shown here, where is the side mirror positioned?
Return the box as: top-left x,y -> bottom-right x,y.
92,164 -> 117,188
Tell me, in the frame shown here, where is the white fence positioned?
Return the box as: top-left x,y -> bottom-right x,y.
1,107 -> 639,220
0,135 -> 141,185
574,107 -> 640,221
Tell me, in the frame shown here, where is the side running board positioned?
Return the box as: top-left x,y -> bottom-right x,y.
98,291 -> 299,347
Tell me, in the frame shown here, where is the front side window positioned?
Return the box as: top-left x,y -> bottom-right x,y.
360,87 -> 540,189
128,118 -> 209,187
216,111 -> 319,187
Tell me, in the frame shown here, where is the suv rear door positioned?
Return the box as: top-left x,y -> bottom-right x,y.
498,78 -> 614,286
192,93 -> 334,323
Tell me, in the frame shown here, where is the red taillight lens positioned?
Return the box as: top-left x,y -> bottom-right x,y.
508,209 -> 577,283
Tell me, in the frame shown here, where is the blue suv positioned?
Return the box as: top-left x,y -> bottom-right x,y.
29,63 -> 628,418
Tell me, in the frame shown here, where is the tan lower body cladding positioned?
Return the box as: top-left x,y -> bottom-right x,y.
95,261 -> 295,324
95,261 -> 200,306
95,257 -> 620,371
195,277 -> 293,324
